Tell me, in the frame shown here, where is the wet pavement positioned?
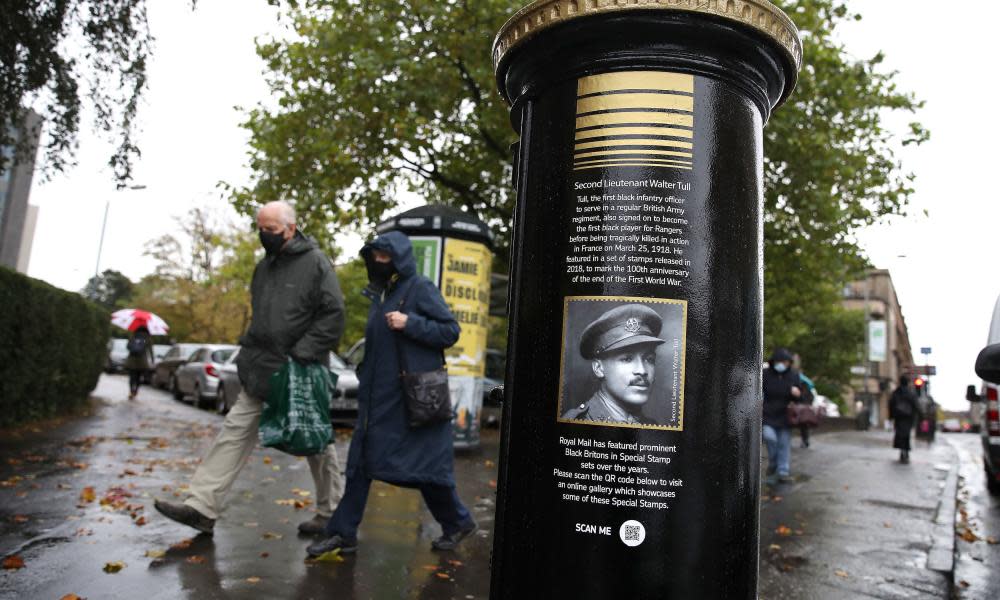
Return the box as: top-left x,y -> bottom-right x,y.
4,378 -> 997,599
951,433 -> 1000,599
758,430 -> 959,600
0,375 -> 496,599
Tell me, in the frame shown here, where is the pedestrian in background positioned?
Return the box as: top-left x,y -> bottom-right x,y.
124,326 -> 154,400
890,375 -> 919,462
797,372 -> 817,448
762,348 -> 805,484
307,231 -> 476,558
154,201 -> 345,535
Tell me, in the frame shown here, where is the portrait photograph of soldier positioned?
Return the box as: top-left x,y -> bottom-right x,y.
558,297 -> 686,430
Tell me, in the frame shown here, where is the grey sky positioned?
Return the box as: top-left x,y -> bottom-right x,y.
23,0 -> 996,410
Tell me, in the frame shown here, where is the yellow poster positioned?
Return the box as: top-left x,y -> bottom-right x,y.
441,238 -> 492,377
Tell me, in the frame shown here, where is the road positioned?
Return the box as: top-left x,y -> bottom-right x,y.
0,375 -> 496,599
2,376 -> 998,599
951,432 -> 1000,599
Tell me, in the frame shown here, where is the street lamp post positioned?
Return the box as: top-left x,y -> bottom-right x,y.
94,184 -> 146,277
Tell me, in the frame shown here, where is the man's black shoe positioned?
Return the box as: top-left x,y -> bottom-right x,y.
306,534 -> 358,557
298,514 -> 329,536
154,499 -> 215,534
431,520 -> 477,551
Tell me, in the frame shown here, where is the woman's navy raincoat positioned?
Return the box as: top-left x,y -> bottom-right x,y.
346,232 -> 461,486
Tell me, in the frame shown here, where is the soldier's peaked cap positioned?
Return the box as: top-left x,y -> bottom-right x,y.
580,304 -> 666,360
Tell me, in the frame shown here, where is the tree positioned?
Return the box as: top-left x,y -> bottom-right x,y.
131,208 -> 257,343
230,0 -> 514,256
81,269 -> 134,311
0,0 -> 151,182
335,257 -> 371,353
234,0 -> 926,389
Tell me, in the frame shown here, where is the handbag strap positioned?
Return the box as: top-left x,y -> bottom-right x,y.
392,277 -> 446,375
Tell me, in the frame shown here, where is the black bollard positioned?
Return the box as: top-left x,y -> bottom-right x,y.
491,2 -> 800,598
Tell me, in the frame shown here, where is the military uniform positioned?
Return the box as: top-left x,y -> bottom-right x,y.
562,390 -> 657,425
562,303 -> 667,425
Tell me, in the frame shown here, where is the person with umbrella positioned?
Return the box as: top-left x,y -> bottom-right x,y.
112,309 -> 169,399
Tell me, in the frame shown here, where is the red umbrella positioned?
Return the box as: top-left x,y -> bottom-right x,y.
111,309 -> 169,335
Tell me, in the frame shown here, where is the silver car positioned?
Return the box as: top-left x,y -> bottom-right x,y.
215,348 -> 359,422
106,338 -> 130,373
173,345 -> 238,408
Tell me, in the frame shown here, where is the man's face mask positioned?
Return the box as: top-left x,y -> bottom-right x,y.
259,229 -> 286,255
773,362 -> 788,373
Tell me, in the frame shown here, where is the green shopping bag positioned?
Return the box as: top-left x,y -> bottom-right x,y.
259,360 -> 335,456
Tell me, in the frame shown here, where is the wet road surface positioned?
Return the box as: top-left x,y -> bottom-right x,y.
951,432 -> 1000,599
758,430 -> 958,600
0,375 -> 496,599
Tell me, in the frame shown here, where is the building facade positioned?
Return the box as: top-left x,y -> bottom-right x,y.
0,110 -> 41,273
842,269 -> 914,427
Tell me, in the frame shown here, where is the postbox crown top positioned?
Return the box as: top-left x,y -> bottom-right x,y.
493,0 -> 802,92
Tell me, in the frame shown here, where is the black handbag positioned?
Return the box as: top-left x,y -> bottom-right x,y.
395,287 -> 453,428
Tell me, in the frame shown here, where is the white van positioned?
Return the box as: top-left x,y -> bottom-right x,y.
967,293 -> 1000,494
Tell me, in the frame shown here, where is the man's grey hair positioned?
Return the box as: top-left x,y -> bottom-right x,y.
258,201 -> 297,227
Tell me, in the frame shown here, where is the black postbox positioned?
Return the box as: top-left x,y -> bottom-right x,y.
491,1 -> 801,598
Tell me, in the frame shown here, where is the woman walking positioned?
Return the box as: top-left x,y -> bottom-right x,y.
762,348 -> 805,484
889,375 -> 919,463
124,326 -> 154,399
306,231 -> 476,557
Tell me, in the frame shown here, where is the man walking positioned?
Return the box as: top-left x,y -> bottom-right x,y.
306,231 -> 476,557
890,375 -> 919,463
154,201 -> 345,535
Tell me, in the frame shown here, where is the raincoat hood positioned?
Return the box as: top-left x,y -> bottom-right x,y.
769,347 -> 793,364
360,231 -> 417,279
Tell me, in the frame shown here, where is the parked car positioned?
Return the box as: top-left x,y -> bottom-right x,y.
329,351 -> 360,424
941,418 -> 963,433
216,348 -> 242,415
152,343 -> 200,389
106,338 -> 130,373
483,348 -> 506,406
173,345 -> 238,408
966,292 -> 1000,495
215,348 -> 359,422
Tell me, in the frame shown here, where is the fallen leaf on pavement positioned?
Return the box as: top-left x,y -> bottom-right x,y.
959,527 -> 980,543
488,480 -> 497,489
3,555 -> 25,570
263,457 -> 272,465
986,536 -> 998,545
261,532 -> 283,540
103,561 -> 125,573
291,488 -> 311,497
260,552 -> 269,558
75,528 -> 94,537
448,560 -> 463,567
247,576 -> 261,584
186,555 -> 205,564
243,522 -> 259,528
768,544 -> 781,551
775,525 -> 792,537
834,569 -> 848,578
959,580 -> 970,588
133,516 -> 147,526
435,572 -> 450,580
170,539 -> 193,551
79,487 -> 96,504
11,515 -> 29,523
145,550 -> 166,559
59,595 -> 84,600
883,522 -> 892,528
422,565 -> 438,571
312,549 -> 344,563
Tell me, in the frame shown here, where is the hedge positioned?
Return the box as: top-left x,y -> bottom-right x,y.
0,267 -> 109,427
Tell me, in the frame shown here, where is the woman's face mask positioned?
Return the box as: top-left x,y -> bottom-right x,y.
773,362 -> 788,373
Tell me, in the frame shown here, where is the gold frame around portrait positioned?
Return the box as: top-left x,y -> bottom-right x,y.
556,295 -> 688,431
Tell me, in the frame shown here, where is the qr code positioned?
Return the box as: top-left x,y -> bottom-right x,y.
622,525 -> 641,541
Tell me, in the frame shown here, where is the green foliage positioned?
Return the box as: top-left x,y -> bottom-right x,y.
0,0 -> 152,182
0,267 -> 108,427
229,0 -> 516,256
336,257 -> 371,353
81,269 -> 134,311
762,0 -> 927,392
236,0 -> 926,391
130,209 -> 257,343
